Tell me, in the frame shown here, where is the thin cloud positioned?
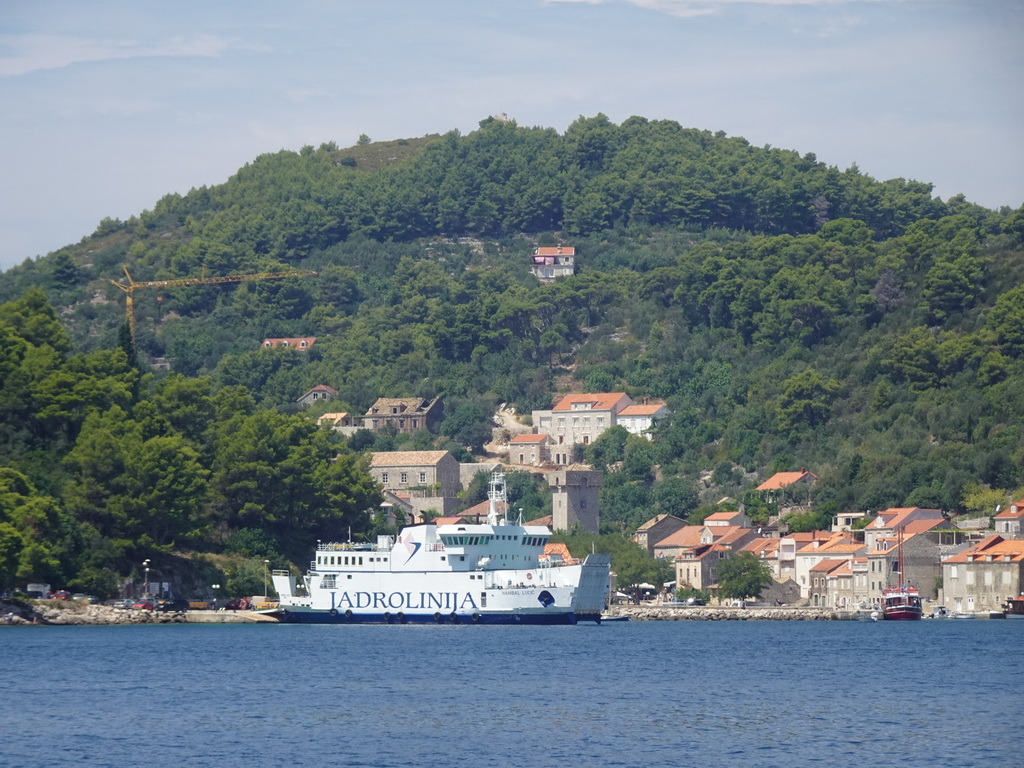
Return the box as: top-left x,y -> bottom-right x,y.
0,33 -> 231,78
546,0 -> 890,18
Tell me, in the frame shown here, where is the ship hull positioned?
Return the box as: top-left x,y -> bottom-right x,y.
883,607 -> 922,621
278,607 -> 583,625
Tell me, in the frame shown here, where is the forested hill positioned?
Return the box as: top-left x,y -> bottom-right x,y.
2,114 -> 1024,596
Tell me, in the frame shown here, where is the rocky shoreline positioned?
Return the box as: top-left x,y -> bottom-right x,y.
3,599 -> 850,625
1,599 -> 185,626
0,598 -> 280,625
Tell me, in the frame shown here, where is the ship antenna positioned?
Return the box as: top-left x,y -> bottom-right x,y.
488,470 -> 507,526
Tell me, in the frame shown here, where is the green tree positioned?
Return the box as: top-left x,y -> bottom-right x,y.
715,551 -> 773,601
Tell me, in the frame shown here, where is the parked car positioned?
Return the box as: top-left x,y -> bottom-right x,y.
52,590 -> 71,600
685,597 -> 705,606
131,599 -> 155,610
155,599 -> 189,612
223,597 -> 251,611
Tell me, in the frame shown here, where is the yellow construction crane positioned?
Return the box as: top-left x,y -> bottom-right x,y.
110,265 -> 318,348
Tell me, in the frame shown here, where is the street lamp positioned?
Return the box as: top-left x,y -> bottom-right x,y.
143,559 -> 151,597
211,583 -> 220,611
263,560 -> 270,598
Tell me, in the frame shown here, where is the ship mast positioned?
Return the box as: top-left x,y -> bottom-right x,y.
487,471 -> 506,526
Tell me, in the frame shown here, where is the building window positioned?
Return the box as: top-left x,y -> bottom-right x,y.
400,472 -> 408,484
381,473 -> 389,484
419,472 -> 427,484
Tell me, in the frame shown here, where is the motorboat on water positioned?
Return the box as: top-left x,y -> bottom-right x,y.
271,471 -> 611,625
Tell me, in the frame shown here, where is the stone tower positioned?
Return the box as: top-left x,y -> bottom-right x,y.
547,465 -> 602,534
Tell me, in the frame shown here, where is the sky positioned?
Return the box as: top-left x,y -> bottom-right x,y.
1,0 -> 1021,272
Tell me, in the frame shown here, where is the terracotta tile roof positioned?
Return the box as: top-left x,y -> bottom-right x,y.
654,525 -> 707,548
872,507 -> 944,529
995,502 -> 1024,519
810,558 -> 848,573
461,498 -> 507,519
370,450 -> 451,467
618,403 -> 667,416
317,412 -> 350,425
902,518 -> 947,534
816,541 -> 865,554
526,514 -> 553,527
550,392 -> 631,413
705,511 -> 744,522
365,397 -> 438,415
510,433 -> 548,444
830,564 -> 854,577
943,535 -> 1024,563
540,542 -> 578,563
432,516 -> 467,526
755,470 -> 817,491
712,527 -> 750,546
535,246 -> 576,257
637,514 -> 684,531
308,384 -> 338,394
262,336 -> 316,349
741,537 -> 781,558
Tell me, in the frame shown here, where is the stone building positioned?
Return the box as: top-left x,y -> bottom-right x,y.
530,245 -> 576,283
368,450 -> 462,519
546,465 -> 602,534
942,535 -> 1024,614
362,397 -> 444,434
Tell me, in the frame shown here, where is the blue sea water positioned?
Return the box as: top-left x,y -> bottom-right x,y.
1,620 -> 1020,768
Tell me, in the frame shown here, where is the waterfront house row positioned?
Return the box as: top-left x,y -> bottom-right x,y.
639,505 -> 1007,610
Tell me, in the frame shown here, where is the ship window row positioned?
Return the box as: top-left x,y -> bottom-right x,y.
441,535 -> 492,546
319,555 -> 365,565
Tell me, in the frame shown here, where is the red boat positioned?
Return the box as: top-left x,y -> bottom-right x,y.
1005,596 -> 1024,619
881,528 -> 922,620
882,584 -> 923,620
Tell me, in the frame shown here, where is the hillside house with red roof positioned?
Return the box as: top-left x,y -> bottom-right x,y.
755,469 -> 817,504
995,501 -> 1024,537
942,535 -> 1024,614
616,401 -> 670,440
530,245 -> 575,283
508,433 -> 551,466
262,336 -> 316,350
530,392 -> 668,464
297,384 -> 338,406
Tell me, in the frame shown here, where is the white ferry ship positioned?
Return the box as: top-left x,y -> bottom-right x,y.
271,472 -> 612,625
